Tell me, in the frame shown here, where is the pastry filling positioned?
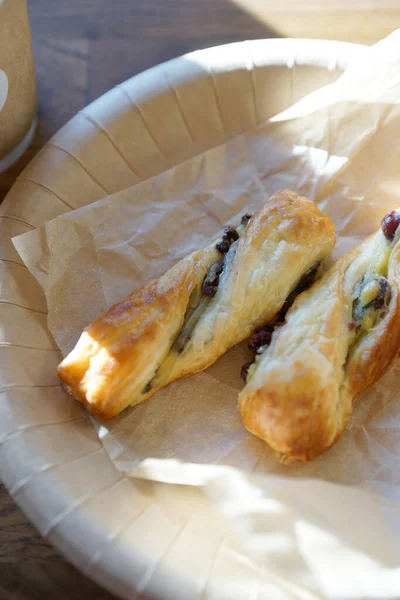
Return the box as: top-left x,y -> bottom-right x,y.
203,217 -> 252,296
241,261 -> 322,382
140,213 -> 253,394
346,210 -> 400,346
351,275 -> 391,333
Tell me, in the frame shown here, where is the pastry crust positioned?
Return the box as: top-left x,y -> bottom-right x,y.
58,190 -> 336,420
239,226 -> 400,463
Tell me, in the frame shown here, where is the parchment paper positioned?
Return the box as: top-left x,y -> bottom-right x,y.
12,31 -> 400,596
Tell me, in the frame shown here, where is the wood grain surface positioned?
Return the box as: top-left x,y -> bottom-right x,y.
0,1 -> 398,598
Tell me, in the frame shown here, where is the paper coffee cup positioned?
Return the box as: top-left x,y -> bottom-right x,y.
0,0 -> 37,173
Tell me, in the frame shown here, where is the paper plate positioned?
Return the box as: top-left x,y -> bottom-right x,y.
0,39 -> 364,599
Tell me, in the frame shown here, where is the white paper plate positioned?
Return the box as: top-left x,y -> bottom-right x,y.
0,39 -> 364,599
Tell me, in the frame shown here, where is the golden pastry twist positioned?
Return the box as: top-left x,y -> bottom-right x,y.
58,190 -> 336,420
240,210 -> 400,462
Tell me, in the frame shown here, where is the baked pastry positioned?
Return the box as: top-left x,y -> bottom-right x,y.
239,210 -> 400,463
57,190 -> 336,420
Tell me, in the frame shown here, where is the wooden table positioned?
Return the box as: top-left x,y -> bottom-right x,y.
0,1 -> 398,598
